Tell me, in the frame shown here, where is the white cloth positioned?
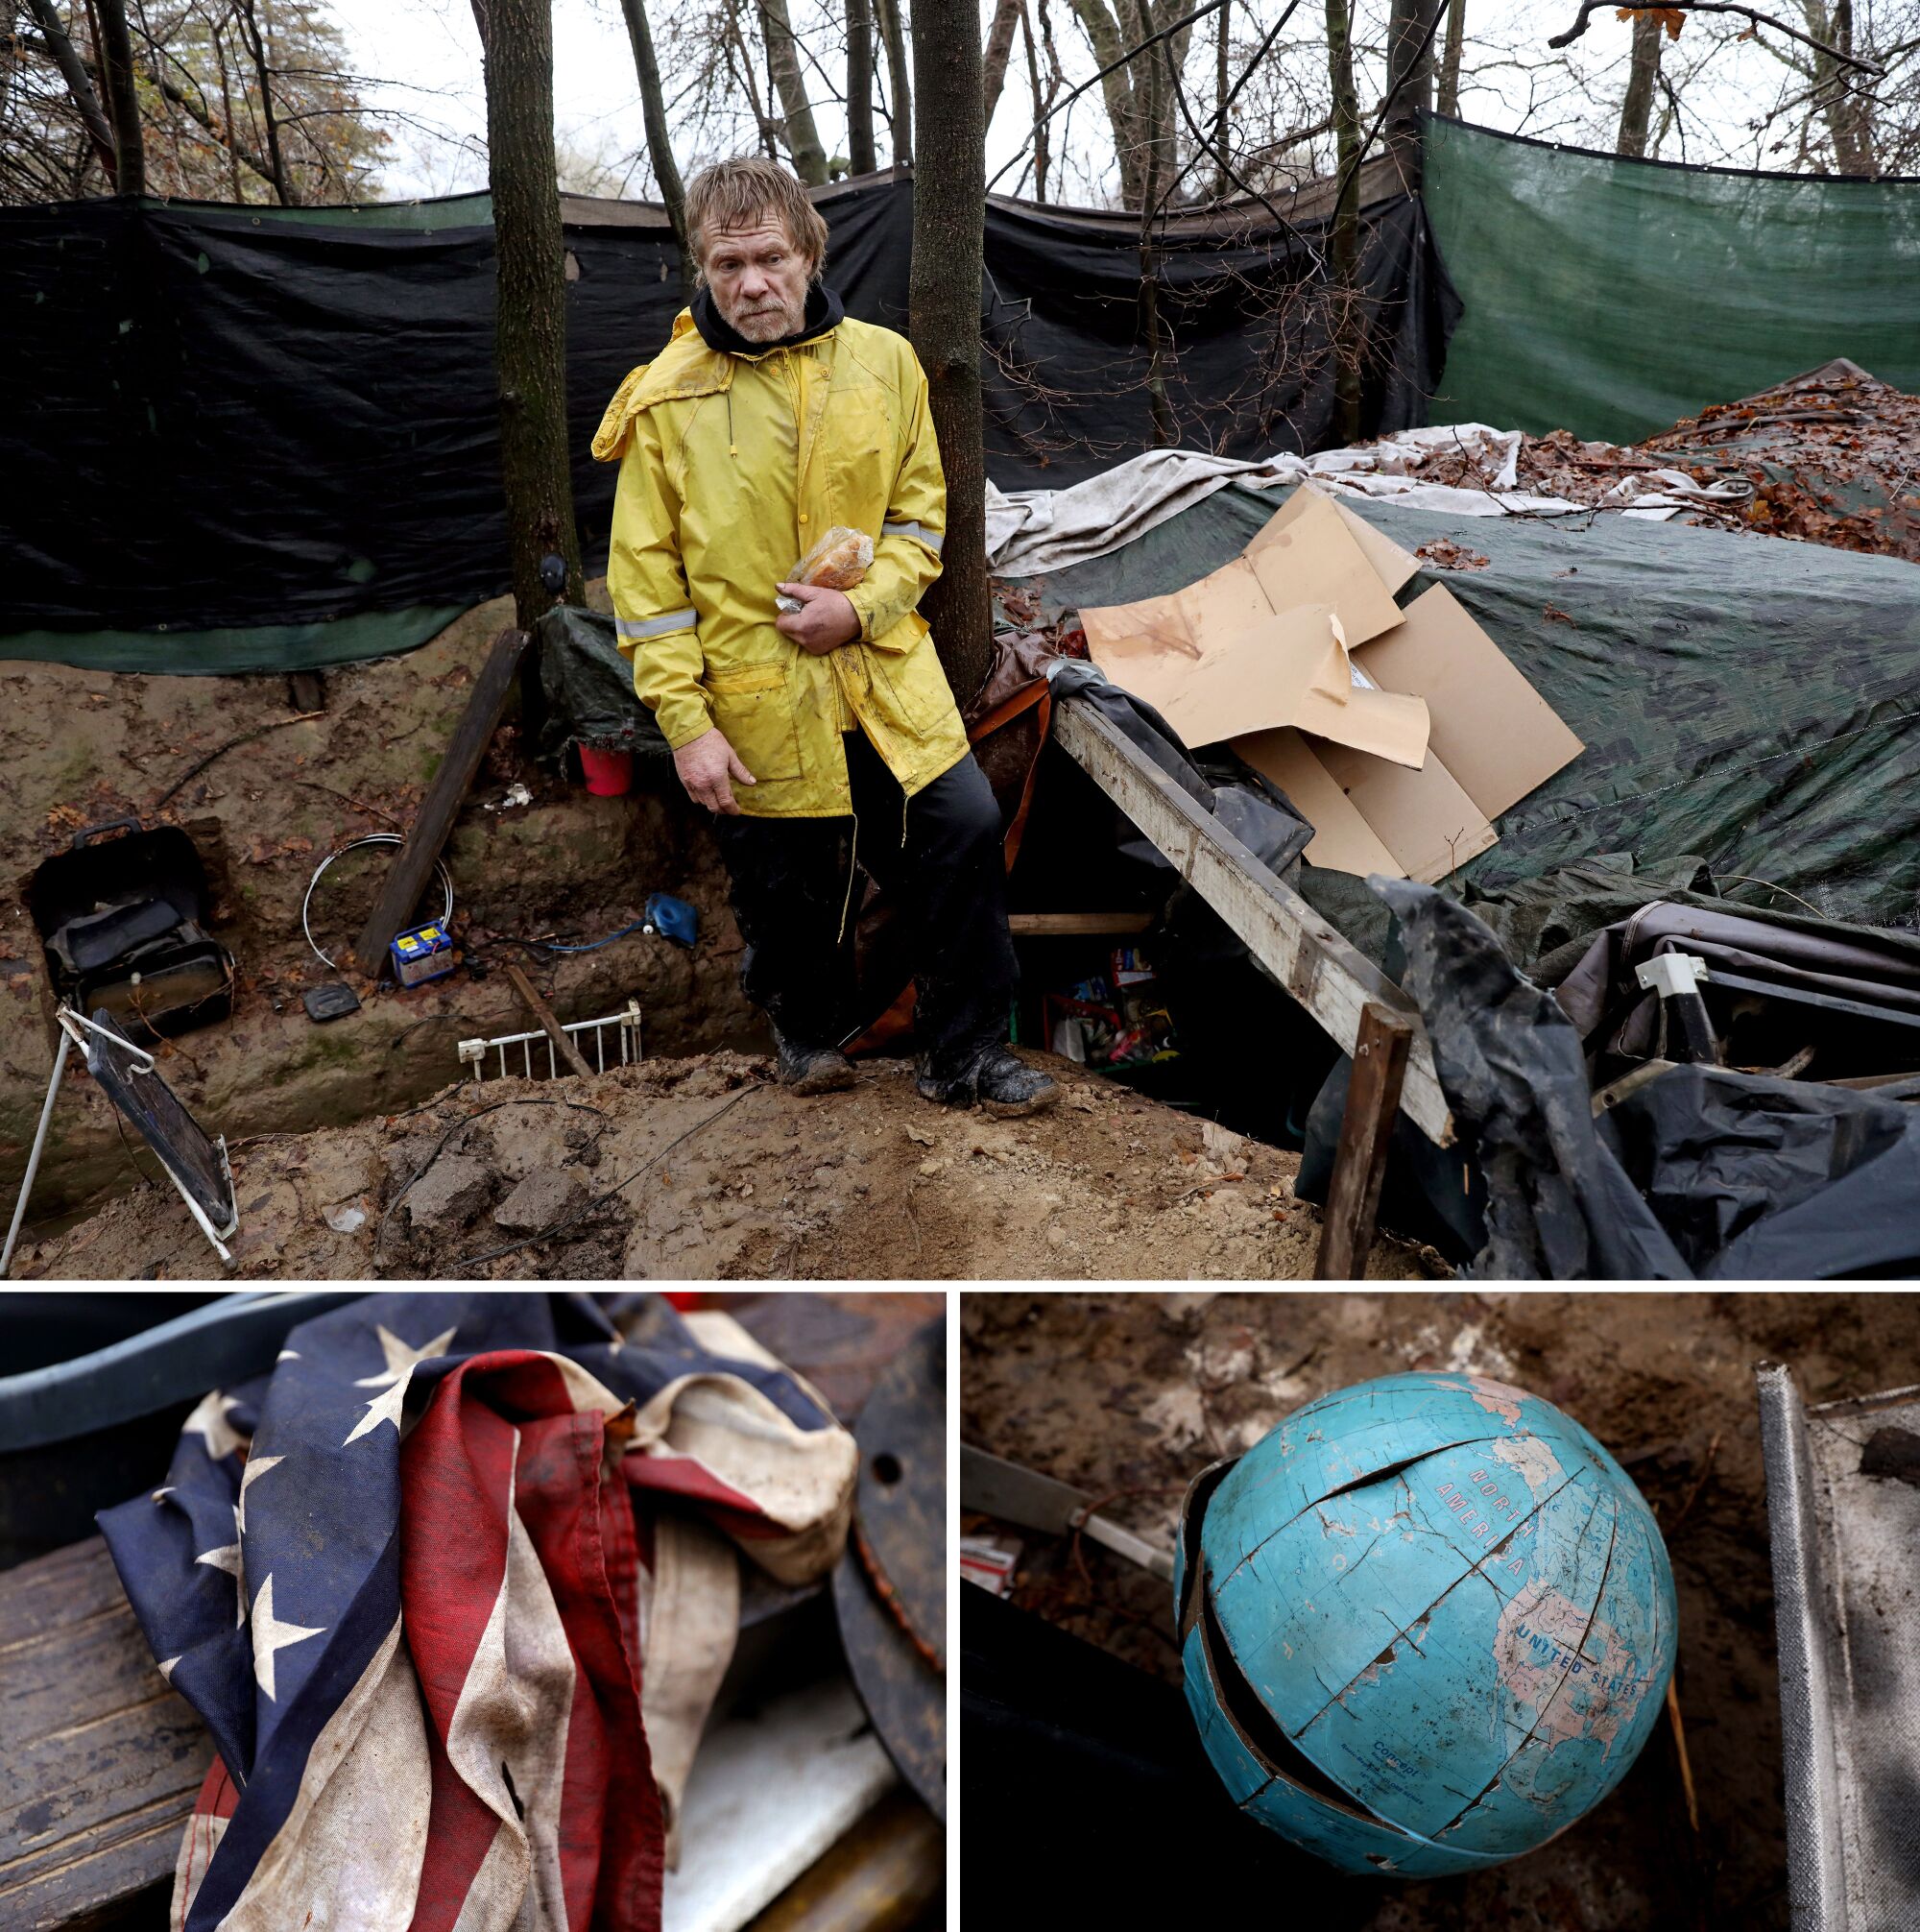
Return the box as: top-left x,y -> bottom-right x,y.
983,423 -> 1748,576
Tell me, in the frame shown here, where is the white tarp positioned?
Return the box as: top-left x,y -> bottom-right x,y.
984,423 -> 1749,576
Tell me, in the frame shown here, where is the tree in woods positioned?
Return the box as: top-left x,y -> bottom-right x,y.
908,0 -> 994,705
617,0 -> 693,285
4,0 -> 388,205
470,0 -> 583,635
1615,8 -> 1669,155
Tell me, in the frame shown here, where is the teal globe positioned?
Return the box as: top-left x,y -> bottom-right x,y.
1175,1371 -> 1676,1876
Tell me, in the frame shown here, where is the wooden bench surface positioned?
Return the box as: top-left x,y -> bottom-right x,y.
0,1535 -> 211,1930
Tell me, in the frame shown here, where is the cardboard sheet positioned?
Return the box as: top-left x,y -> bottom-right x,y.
1356,583 -> 1586,819
1081,481 -> 1584,883
1246,481 -> 1423,598
1082,489 -> 1430,763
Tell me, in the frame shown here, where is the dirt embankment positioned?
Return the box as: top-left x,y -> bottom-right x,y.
0,583 -> 758,1226
961,1289 -> 1920,1932
14,1052 -> 1443,1282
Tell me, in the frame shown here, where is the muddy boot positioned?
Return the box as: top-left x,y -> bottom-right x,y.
776,1038 -> 857,1095
918,1049 -> 1058,1117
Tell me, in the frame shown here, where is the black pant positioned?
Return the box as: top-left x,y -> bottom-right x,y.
712,732 -> 1018,1082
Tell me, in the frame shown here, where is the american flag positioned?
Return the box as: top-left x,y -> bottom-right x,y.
96,1292 -> 857,1932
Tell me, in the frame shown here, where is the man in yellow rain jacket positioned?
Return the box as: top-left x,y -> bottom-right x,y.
592,157 -> 1055,1114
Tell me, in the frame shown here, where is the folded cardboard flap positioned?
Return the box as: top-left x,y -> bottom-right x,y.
1080,481 -> 1584,884
1355,582 -> 1585,821
1083,490 -> 1433,767
1249,481 -> 1424,596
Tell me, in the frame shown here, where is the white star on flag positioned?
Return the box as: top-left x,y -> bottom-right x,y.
353,1323 -> 459,1389
250,1574 -> 325,1703
196,1529 -> 246,1628
236,1454 -> 284,1534
344,1363 -> 417,1446
182,1391 -> 246,1462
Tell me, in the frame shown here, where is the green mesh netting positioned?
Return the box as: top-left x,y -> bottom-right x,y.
1422,116 -> 1920,444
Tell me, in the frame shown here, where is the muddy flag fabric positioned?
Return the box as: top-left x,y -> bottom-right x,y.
95,1292 -> 856,1931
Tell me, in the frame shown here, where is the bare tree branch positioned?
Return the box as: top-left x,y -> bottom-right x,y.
1549,1 -> 1884,75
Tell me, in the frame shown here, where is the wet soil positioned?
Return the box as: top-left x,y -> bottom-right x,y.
12,1054 -> 1444,1282
0,582 -> 758,1225
960,1288 -> 1920,1930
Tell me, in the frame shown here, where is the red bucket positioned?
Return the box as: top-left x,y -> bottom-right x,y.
579,744 -> 634,796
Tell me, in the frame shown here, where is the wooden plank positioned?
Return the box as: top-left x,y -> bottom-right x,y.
353,626 -> 529,978
1315,1002 -> 1414,1278
0,1536 -> 211,1929
1007,911 -> 1154,937
505,962 -> 593,1078
1051,697 -> 1451,1144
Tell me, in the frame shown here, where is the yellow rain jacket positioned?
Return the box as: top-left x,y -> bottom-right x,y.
591,306 -> 970,819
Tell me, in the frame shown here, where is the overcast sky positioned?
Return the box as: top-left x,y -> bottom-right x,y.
322,0 -> 1801,205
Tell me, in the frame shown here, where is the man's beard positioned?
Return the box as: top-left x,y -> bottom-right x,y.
723,292 -> 806,341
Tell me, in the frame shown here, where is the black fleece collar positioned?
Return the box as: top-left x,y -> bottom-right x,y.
691,281 -> 845,357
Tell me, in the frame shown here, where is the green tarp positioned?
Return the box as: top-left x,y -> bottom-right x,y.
1422,115 -> 1920,444
1019,491 -> 1920,935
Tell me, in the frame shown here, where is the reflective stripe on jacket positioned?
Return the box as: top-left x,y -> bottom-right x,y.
591,307 -> 970,819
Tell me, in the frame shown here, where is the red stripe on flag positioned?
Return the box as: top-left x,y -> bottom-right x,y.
621,1452 -> 765,1518
402,1350 -> 663,1932
515,1413 -> 663,1931
401,1352 -> 562,1932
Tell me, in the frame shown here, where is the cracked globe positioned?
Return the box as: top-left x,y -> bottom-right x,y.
1173,1371 -> 1677,1877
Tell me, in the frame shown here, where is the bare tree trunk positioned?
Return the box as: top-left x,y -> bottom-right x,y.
1325,0 -> 1362,443
875,0 -> 911,164
847,0 -> 876,174
983,0 -> 1020,128
471,0 -> 584,632
1384,0 -> 1438,181
1616,10 -> 1660,156
234,0 -> 293,203
1806,0 -> 1874,173
1068,0 -> 1143,206
24,0 -> 119,180
724,0 -> 781,159
92,0 -> 144,193
758,0 -> 828,184
908,0 -> 993,706
214,19 -> 245,200
1212,0 -> 1231,196
1438,0 -> 1464,116
617,0 -> 691,287
1022,0 -> 1051,199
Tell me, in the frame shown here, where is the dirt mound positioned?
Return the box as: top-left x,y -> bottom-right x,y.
13,1051 -> 1444,1282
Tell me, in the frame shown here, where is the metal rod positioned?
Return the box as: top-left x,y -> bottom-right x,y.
2,1031 -> 73,1279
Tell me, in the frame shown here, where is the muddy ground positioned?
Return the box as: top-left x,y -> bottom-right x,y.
12,1052 -> 1442,1282
0,580 -> 758,1226
960,1289 -> 1920,1931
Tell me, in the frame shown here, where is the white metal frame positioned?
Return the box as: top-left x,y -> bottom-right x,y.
457,1000 -> 643,1084
3,1008 -> 237,1277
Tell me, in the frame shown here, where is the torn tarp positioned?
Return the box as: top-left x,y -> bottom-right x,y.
1375,879 -> 1920,1279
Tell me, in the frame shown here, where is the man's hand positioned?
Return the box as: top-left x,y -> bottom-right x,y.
775,582 -> 861,655
673,726 -> 756,815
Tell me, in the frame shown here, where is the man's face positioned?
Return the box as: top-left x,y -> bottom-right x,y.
702,214 -> 811,342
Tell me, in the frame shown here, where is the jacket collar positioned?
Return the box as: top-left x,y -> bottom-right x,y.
691,282 -> 845,358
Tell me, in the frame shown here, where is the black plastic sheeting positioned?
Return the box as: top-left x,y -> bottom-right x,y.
1376,878 -> 1920,1280
962,1587 -> 1374,1926
2,175 -> 1454,643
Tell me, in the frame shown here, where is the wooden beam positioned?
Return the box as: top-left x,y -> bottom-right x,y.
1051,697 -> 1451,1143
0,1535 -> 211,1927
1008,911 -> 1154,936
1315,1002 -> 1414,1278
354,627 -> 529,978
505,961 -> 593,1077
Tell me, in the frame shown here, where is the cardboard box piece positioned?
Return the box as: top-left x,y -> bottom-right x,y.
1079,484 -> 1584,882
